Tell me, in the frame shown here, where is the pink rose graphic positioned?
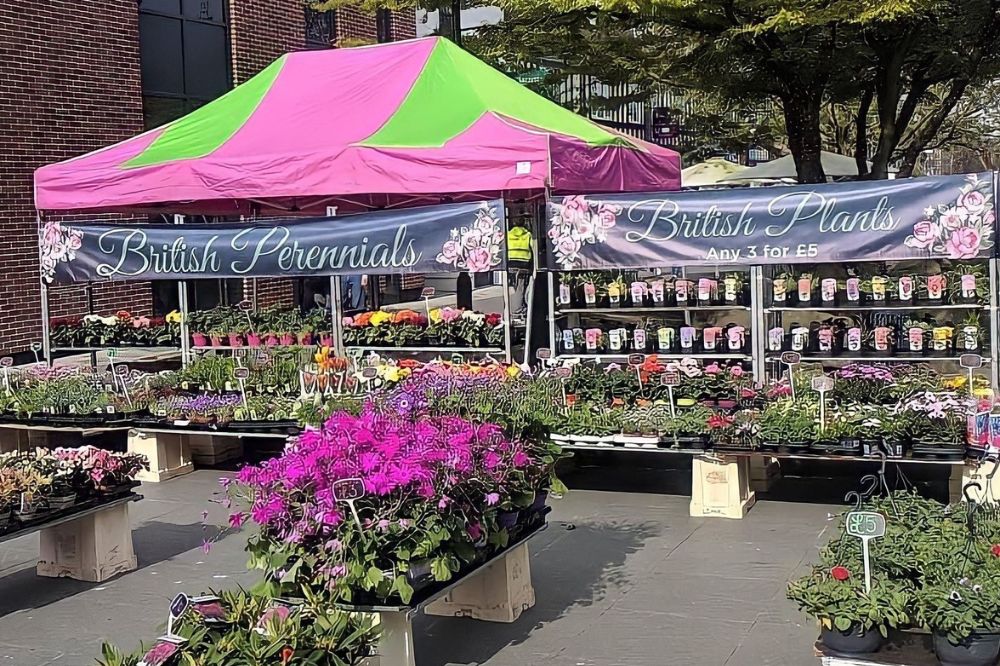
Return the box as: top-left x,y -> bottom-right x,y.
465,247 -> 492,272
462,229 -> 483,250
985,209 -> 996,227
596,203 -> 620,229
67,233 -> 82,251
947,227 -> 982,259
906,220 -> 940,249
555,236 -> 581,258
439,240 -> 459,261
940,206 -> 969,230
960,190 -> 988,215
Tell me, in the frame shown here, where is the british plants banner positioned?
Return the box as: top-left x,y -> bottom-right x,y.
40,200 -> 506,283
545,173 -> 996,269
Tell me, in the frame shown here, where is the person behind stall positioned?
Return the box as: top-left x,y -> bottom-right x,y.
507,219 -> 533,317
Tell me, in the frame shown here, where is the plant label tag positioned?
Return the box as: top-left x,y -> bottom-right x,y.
360,367 -> 378,380
167,592 -> 190,636
238,299 -> 253,312
812,376 -> 834,393
0,357 -> 12,368
421,287 -> 435,298
661,370 -> 680,386
233,367 -> 250,380
332,478 -> 365,502
780,351 -> 801,365
627,353 -> 644,367
845,510 -> 886,594
553,366 -> 572,379
536,348 -> 552,360
961,354 -> 984,369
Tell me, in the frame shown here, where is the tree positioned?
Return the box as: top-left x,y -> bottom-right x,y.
318,0 -> 1000,183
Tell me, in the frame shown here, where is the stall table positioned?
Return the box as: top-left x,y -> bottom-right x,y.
814,634 -> 938,665
0,423 -> 130,453
339,522 -> 546,666
128,427 -> 294,482
1,494 -> 140,583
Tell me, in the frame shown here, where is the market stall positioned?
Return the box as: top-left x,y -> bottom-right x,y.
541,172 -> 1000,517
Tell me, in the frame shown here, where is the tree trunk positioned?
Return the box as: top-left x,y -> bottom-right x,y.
783,94 -> 825,183
897,79 -> 970,177
854,87 -> 873,178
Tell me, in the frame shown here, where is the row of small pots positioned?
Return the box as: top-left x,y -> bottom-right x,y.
190,332 -> 334,348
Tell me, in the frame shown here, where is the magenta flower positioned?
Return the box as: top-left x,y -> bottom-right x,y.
486,492 -> 500,506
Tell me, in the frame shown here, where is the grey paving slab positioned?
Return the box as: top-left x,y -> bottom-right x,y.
0,468 -> 836,666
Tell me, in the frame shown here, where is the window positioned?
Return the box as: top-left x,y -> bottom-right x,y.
376,9 -> 392,43
138,0 -> 231,129
305,7 -> 335,49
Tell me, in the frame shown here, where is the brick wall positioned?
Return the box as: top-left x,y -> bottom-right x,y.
0,1 -> 149,353
0,1 -> 416,352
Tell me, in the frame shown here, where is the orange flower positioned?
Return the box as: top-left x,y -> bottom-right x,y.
637,399 -> 651,407
392,309 -> 422,325
399,358 -> 422,369
354,312 -> 374,326
611,397 -> 624,407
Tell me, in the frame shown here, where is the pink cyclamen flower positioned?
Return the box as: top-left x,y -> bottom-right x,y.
906,220 -> 940,249
704,363 -> 721,375
486,492 -> 500,506
947,227 -> 982,259
228,512 -> 246,529
729,366 -> 745,377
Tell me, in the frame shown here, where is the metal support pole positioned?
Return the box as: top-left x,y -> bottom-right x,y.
749,265 -> 766,383
990,257 -> 999,394
37,213 -> 52,366
547,271 -> 557,359
175,215 -> 191,367
500,270 -> 513,364
330,275 -> 346,359
521,271 -> 535,367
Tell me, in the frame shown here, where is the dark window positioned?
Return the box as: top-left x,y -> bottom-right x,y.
138,0 -> 231,129
305,7 -> 335,49
376,9 -> 392,43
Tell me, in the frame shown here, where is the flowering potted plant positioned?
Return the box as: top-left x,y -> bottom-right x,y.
756,401 -> 816,453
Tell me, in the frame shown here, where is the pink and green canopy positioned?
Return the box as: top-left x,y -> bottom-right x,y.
35,37 -> 680,215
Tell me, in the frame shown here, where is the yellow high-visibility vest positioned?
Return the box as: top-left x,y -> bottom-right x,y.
507,227 -> 532,262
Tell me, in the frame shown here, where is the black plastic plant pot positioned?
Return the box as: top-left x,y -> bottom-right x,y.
675,434 -> 708,449
529,490 -> 549,513
933,632 -> 1000,666
860,439 -> 883,456
782,441 -> 811,453
911,441 -> 967,460
811,439 -> 840,453
759,440 -> 781,452
820,624 -> 884,655
838,438 -> 862,454
497,510 -> 520,530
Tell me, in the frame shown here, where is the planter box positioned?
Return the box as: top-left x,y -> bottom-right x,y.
690,455 -> 755,520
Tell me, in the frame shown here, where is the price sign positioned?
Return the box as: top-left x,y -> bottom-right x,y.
536,348 -> 552,361
0,356 -> 11,395
420,287 -> 436,298
845,511 -> 886,593
115,363 -> 130,376
0,357 -> 13,368
361,367 -> 378,380
780,351 -> 801,365
660,370 -> 681,386
256,352 -> 270,365
960,354 -> 984,398
552,367 -> 572,378
627,353 -> 645,366
233,367 -> 250,380
420,286 -> 436,318
167,593 -> 191,637
105,347 -> 117,358
333,478 -> 366,530
237,299 -> 253,312
30,342 -> 42,352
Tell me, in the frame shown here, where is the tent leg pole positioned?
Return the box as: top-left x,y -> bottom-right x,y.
174,215 -> 190,367
331,275 -> 345,360
500,270 -> 512,364
38,213 -> 52,366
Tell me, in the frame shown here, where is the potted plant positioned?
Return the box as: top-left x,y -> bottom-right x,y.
916,578 -> 1000,666
663,405 -> 711,449
788,568 -> 910,654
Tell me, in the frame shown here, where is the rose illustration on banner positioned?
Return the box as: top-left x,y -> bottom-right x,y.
548,195 -> 622,269
38,220 -> 83,283
436,202 -> 504,273
904,173 -> 994,259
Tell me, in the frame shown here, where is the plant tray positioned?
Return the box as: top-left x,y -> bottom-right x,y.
911,444 -> 966,460
226,420 -> 300,435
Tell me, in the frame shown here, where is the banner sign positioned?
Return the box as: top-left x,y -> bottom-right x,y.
40,200 -> 506,283
546,172 -> 995,269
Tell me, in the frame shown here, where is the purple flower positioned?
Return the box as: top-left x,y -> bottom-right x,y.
486,492 -> 500,506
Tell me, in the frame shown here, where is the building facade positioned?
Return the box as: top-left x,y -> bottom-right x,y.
0,0 -> 415,354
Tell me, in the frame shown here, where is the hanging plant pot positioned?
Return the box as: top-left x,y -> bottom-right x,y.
227,333 -> 244,347
279,333 -> 296,346
191,332 -> 208,347
933,632 -> 1000,666
820,623 -> 884,654
210,335 -> 224,347
246,333 -> 262,347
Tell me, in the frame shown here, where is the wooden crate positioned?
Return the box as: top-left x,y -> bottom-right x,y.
425,542 -> 535,623
690,455 -> 756,519
128,430 -> 194,482
37,501 -> 137,582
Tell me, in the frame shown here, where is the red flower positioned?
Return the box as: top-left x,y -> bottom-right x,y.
990,544 -> 1000,558
280,646 -> 295,665
831,566 -> 851,581
707,414 -> 733,429
740,387 -> 757,399
486,313 -> 503,327
566,394 -> 577,407
115,310 -> 132,320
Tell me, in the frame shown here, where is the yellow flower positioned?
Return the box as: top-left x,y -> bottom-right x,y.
506,364 -> 521,378
942,375 -> 967,389
400,368 -> 412,378
429,308 -> 443,324
370,311 -> 392,327
165,310 -> 182,324
383,367 -> 401,383
974,387 -> 993,400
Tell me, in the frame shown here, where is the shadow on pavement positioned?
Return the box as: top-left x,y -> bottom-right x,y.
414,519 -> 658,666
0,520 -> 229,618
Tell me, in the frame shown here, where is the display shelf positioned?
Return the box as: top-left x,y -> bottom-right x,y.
556,305 -> 750,314
764,303 -> 986,312
555,352 -> 752,361
52,345 -> 181,352
559,442 -> 706,455
345,346 -> 504,354
191,344 -> 314,351
764,354 -> 988,363
130,425 -> 294,440
0,493 -> 141,546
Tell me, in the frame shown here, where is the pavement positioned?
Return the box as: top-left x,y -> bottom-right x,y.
0,452 -> 948,666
